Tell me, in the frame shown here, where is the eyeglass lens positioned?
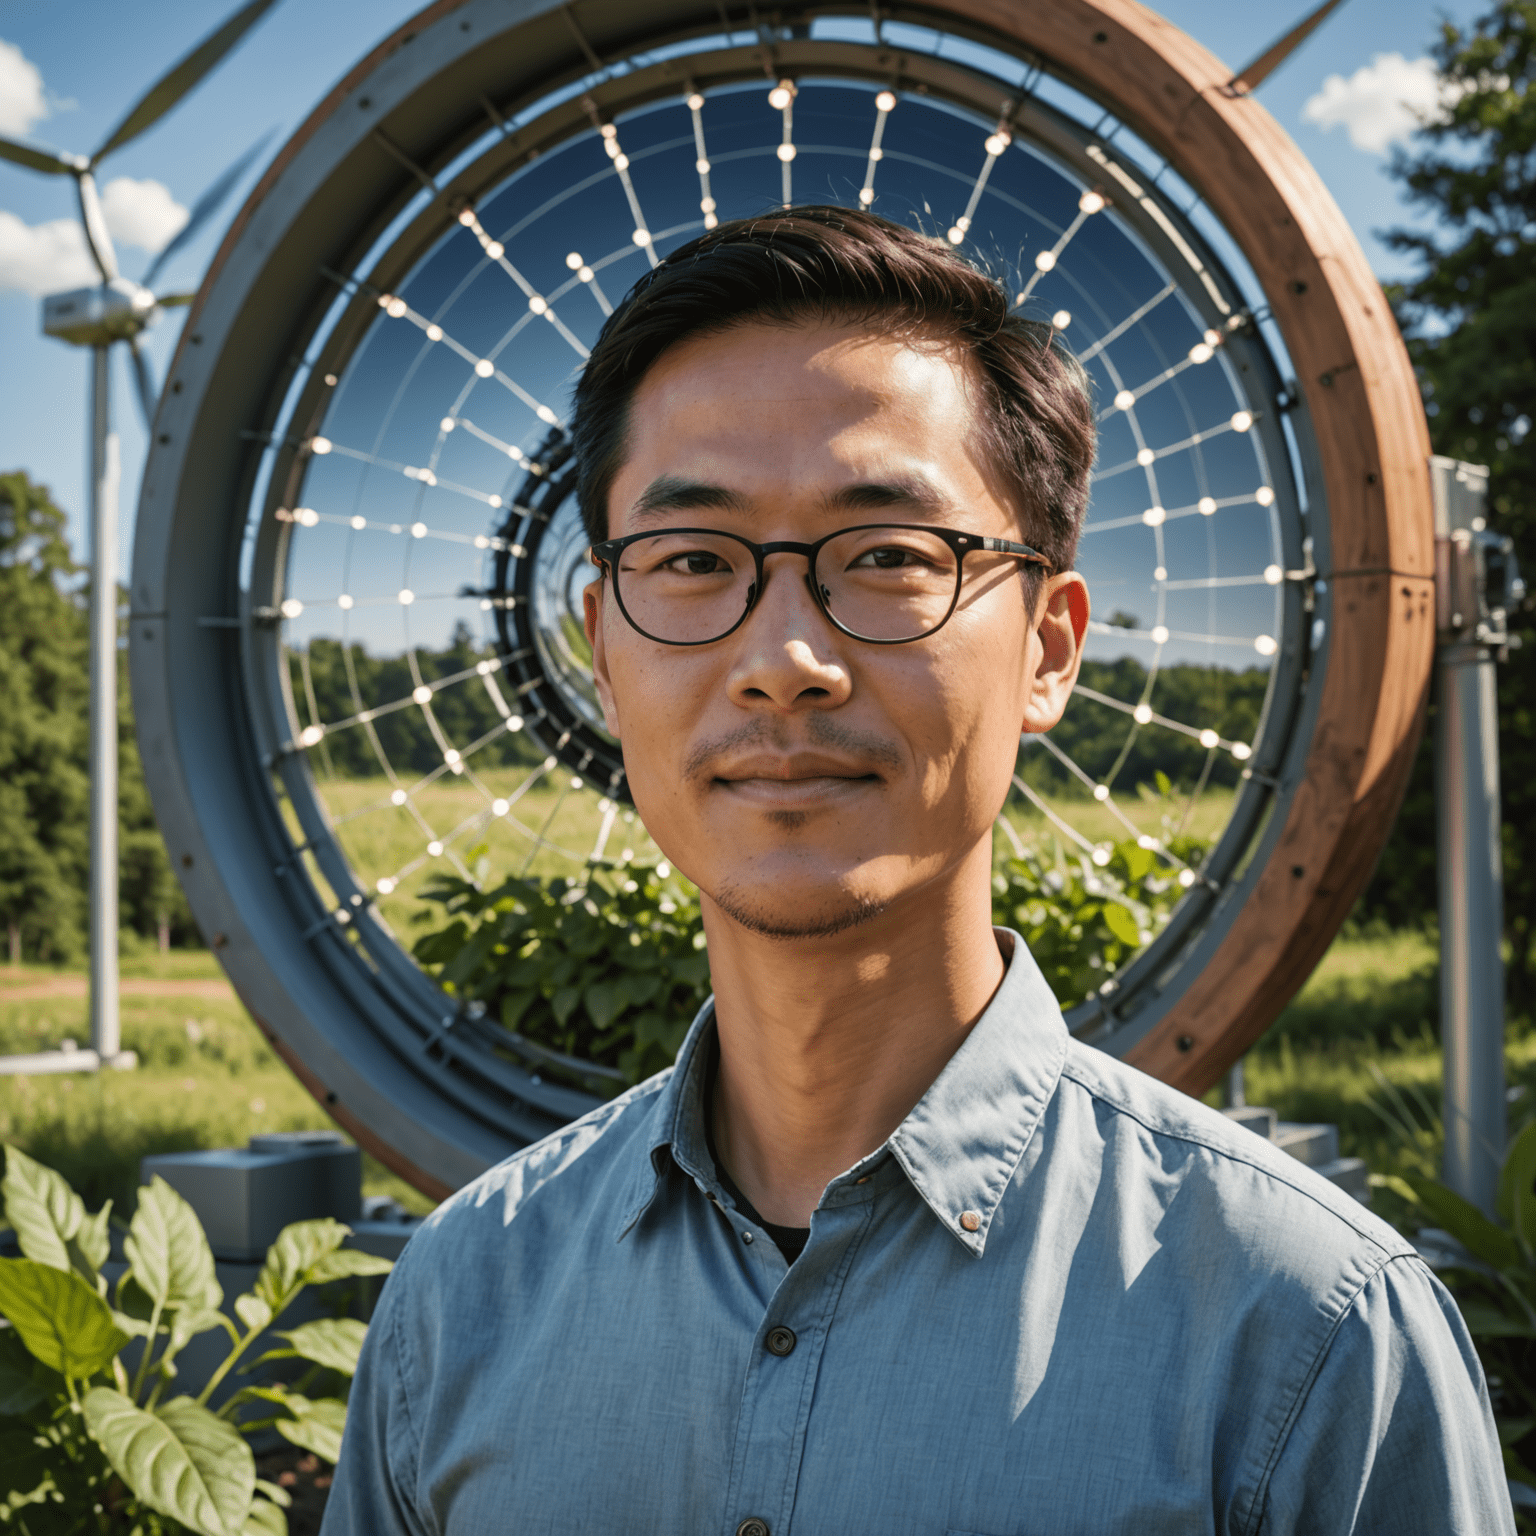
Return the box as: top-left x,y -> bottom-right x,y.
612,527 -> 964,643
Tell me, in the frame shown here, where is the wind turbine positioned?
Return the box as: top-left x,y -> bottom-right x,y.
0,0 -> 279,1074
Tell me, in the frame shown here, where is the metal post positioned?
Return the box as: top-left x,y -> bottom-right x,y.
88,344 -> 121,1065
1431,456 -> 1522,1216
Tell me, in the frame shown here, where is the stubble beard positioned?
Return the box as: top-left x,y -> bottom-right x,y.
708,879 -> 891,941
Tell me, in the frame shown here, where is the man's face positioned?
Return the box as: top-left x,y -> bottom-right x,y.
585,321 -> 1087,939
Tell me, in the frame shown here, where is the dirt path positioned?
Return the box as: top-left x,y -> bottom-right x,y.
0,975 -> 234,1003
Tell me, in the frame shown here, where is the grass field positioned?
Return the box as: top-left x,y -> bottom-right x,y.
2,909 -> 1521,1230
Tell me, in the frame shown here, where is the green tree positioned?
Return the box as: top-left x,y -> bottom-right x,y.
1359,3 -> 1536,1012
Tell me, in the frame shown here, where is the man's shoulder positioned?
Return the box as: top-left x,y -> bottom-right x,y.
401,1067 -> 675,1266
1055,1039 -> 1414,1272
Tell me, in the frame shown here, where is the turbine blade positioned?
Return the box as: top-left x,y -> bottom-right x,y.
142,131 -> 273,291
128,337 -> 158,432
0,135 -> 83,175
1229,0 -> 1349,94
92,0 -> 281,163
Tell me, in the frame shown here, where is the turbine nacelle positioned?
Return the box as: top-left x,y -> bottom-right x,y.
42,279 -> 160,348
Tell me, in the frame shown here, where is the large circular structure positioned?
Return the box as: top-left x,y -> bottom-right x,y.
130,0 -> 1434,1199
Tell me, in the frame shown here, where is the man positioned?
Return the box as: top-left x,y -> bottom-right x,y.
326,207 -> 1509,1534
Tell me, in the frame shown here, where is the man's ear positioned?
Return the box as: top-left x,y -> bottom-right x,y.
584,575 -> 623,738
1021,571 -> 1089,735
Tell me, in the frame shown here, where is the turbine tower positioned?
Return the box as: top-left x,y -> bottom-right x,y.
0,0 -> 278,1073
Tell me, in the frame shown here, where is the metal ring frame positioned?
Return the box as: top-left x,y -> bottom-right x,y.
130,0 -> 1433,1199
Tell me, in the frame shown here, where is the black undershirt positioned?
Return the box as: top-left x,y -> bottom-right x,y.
703,1037 -> 811,1265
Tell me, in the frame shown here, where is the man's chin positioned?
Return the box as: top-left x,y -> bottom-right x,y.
707,879 -> 890,942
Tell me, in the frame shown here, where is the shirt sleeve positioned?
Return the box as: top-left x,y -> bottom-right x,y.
1255,1253 -> 1514,1536
319,1249 -> 429,1536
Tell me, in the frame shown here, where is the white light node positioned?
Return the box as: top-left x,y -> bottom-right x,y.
492,798 -> 510,817
1178,868 -> 1197,888
457,208 -> 477,226
1199,728 -> 1220,749
1093,784 -> 1110,801
485,241 -> 504,260
386,297 -> 407,318
310,436 -> 332,455
350,515 -> 366,530
1079,190 -> 1105,213
1254,634 -> 1278,657
376,877 -> 396,894
600,123 -> 617,139
696,158 -> 711,174
1255,486 -> 1276,507
632,228 -> 651,246
536,405 -> 558,424
323,373 -> 338,386
1264,564 -> 1284,585
613,154 -> 630,171
1204,328 -> 1221,346
377,292 -> 392,308
768,84 -> 792,109
426,324 -> 443,341
1142,506 -> 1165,527
579,264 -> 595,281
868,146 -> 883,162
474,535 -> 489,549
1188,343 -> 1212,364
777,143 -> 796,162
985,133 -> 1009,156
299,725 -> 323,746
427,841 -> 443,857
657,862 -> 671,878
1114,389 -> 1135,411
474,358 -> 495,377
411,521 -> 427,538
335,909 -> 350,925
1198,496 -> 1217,516
1137,835 -> 1157,851
444,749 -> 461,765
1231,742 -> 1253,761
1153,565 -> 1167,581
876,90 -> 897,112
398,588 -> 415,605
412,685 -> 433,705
390,788 -> 408,806
604,139 -> 620,159
1136,447 -> 1155,466
947,227 -> 964,245
1052,310 -> 1071,330
299,507 -> 320,527
529,295 -> 547,314
700,196 -> 716,212
507,715 -> 524,732
1150,626 -> 1169,645
337,594 -> 353,610
687,92 -> 704,110
858,188 -> 875,205
1231,410 -> 1254,432
1133,703 -> 1154,723
1091,846 -> 1111,866
1034,249 -> 1057,272
441,416 -> 456,432
543,756 -> 558,770
570,776 -> 583,789
280,598 -> 304,619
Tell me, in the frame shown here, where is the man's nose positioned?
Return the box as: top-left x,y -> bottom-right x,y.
725,551 -> 851,711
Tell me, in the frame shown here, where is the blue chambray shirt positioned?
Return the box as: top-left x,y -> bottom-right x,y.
325,934 -> 1511,1535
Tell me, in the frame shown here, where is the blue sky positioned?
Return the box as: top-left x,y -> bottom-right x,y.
0,0 -> 1484,563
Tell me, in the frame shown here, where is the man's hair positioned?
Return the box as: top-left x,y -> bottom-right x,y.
570,205 -> 1095,571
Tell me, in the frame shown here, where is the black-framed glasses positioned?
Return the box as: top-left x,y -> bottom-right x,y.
590,523 -> 1050,647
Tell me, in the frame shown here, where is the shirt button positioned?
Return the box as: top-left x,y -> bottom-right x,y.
959,1210 -> 981,1232
764,1325 -> 797,1357
736,1521 -> 770,1536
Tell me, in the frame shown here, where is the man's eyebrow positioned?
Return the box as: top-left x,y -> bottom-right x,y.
820,476 -> 951,515
628,476 -> 748,525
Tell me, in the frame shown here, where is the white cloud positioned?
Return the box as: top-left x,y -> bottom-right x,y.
99,177 -> 188,252
1302,53 -> 1445,155
0,211 -> 97,296
0,38 -> 47,139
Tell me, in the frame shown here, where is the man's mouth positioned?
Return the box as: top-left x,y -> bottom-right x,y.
712,754 -> 883,805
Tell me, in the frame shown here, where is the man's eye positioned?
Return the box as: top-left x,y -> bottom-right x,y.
853,546 -> 920,569
664,550 -> 730,575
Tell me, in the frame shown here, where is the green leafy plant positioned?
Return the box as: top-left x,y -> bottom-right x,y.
413,803 -> 1208,1095
1375,1120 -> 1536,1526
0,1145 -> 391,1534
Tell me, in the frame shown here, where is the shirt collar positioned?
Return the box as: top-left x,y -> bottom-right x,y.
617,929 -> 1069,1256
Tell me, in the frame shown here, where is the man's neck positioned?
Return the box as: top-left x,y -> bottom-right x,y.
702,841 -> 1005,1229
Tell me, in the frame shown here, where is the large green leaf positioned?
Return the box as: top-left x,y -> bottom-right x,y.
252,1317 -> 367,1377
84,1388 -> 255,1536
71,1198 -> 113,1285
304,1247 -> 394,1286
1499,1120 -> 1536,1254
243,1496 -> 289,1536
1102,902 -> 1142,948
126,1177 -> 222,1314
0,1258 -> 130,1378
273,1395 -> 347,1465
1406,1173 -> 1522,1271
2,1145 -> 85,1272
